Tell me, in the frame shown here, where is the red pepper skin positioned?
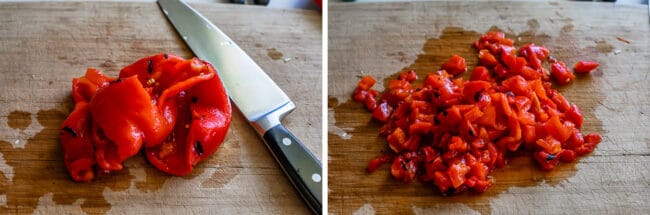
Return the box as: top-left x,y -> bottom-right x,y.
60,101 -> 95,182
90,76 -> 165,171
61,68 -> 116,181
366,154 -> 393,173
146,71 -> 231,175
573,61 -> 599,74
372,101 -> 393,122
357,75 -> 376,90
441,55 -> 467,76
550,61 -> 575,85
60,54 -> 231,181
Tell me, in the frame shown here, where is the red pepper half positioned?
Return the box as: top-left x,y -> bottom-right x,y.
60,54 -> 231,181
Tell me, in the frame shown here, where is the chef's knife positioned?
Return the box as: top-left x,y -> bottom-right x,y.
157,0 -> 322,214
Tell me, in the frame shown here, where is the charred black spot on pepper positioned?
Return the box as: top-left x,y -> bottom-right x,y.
474,91 -> 482,102
164,53 -> 169,59
191,97 -> 198,104
110,78 -> 122,84
195,141 -> 204,156
546,154 -> 556,161
62,126 -> 77,138
400,161 -> 407,171
433,90 -> 440,98
444,187 -> 456,196
468,129 -> 475,137
147,59 -> 153,74
442,109 -> 448,116
434,118 -> 440,125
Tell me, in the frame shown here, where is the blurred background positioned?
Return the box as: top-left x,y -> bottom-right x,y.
189,0 -> 322,9
330,0 -> 648,5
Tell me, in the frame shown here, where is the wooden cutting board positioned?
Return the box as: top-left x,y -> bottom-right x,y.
0,2 -> 321,214
329,1 -> 649,214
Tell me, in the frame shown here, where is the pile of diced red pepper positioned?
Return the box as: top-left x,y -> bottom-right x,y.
354,31 -> 602,195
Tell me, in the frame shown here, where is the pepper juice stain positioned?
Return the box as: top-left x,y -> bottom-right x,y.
267,48 -> 283,60
7,111 -> 31,130
0,109 -> 134,214
386,26 -> 481,88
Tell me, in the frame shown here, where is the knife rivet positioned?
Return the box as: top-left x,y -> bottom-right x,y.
311,173 -> 321,183
282,137 -> 291,146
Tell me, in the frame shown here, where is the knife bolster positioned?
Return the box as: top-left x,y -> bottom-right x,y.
251,101 -> 296,135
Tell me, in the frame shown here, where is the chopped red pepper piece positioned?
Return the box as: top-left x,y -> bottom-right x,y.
357,75 -> 376,90
441,55 -> 467,76
550,61 -> 575,85
573,61 -> 599,74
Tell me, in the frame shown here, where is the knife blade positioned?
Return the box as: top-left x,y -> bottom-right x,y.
157,0 -> 322,214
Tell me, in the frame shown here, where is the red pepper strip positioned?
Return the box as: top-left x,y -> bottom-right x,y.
573,61 -> 599,74
90,76 -> 165,171
146,73 -> 231,175
550,61 -> 575,85
61,68 -> 116,181
72,68 -> 116,103
60,101 -> 94,182
366,154 -> 393,173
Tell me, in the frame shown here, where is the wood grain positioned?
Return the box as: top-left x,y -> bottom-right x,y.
328,1 -> 649,214
0,2 -> 321,214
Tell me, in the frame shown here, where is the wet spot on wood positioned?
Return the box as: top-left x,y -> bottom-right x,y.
549,1 -> 559,6
397,51 -> 407,62
592,69 -> 604,77
527,19 -> 540,30
7,111 -> 31,130
48,81 -> 53,85
561,24 -> 574,33
595,40 -> 614,53
328,96 -> 339,108
388,26 -> 481,87
100,59 -> 116,69
201,136 -> 241,189
135,165 -> 168,192
267,48 -> 283,60
255,43 -> 263,48
0,108 -> 137,214
387,51 -> 408,63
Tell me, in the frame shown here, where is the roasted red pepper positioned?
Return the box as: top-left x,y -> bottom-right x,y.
441,54 -> 467,76
354,32 -> 601,195
60,54 -> 231,181
550,61 -> 575,85
573,61 -> 599,74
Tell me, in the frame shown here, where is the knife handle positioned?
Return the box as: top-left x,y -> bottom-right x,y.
262,124 -> 322,215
